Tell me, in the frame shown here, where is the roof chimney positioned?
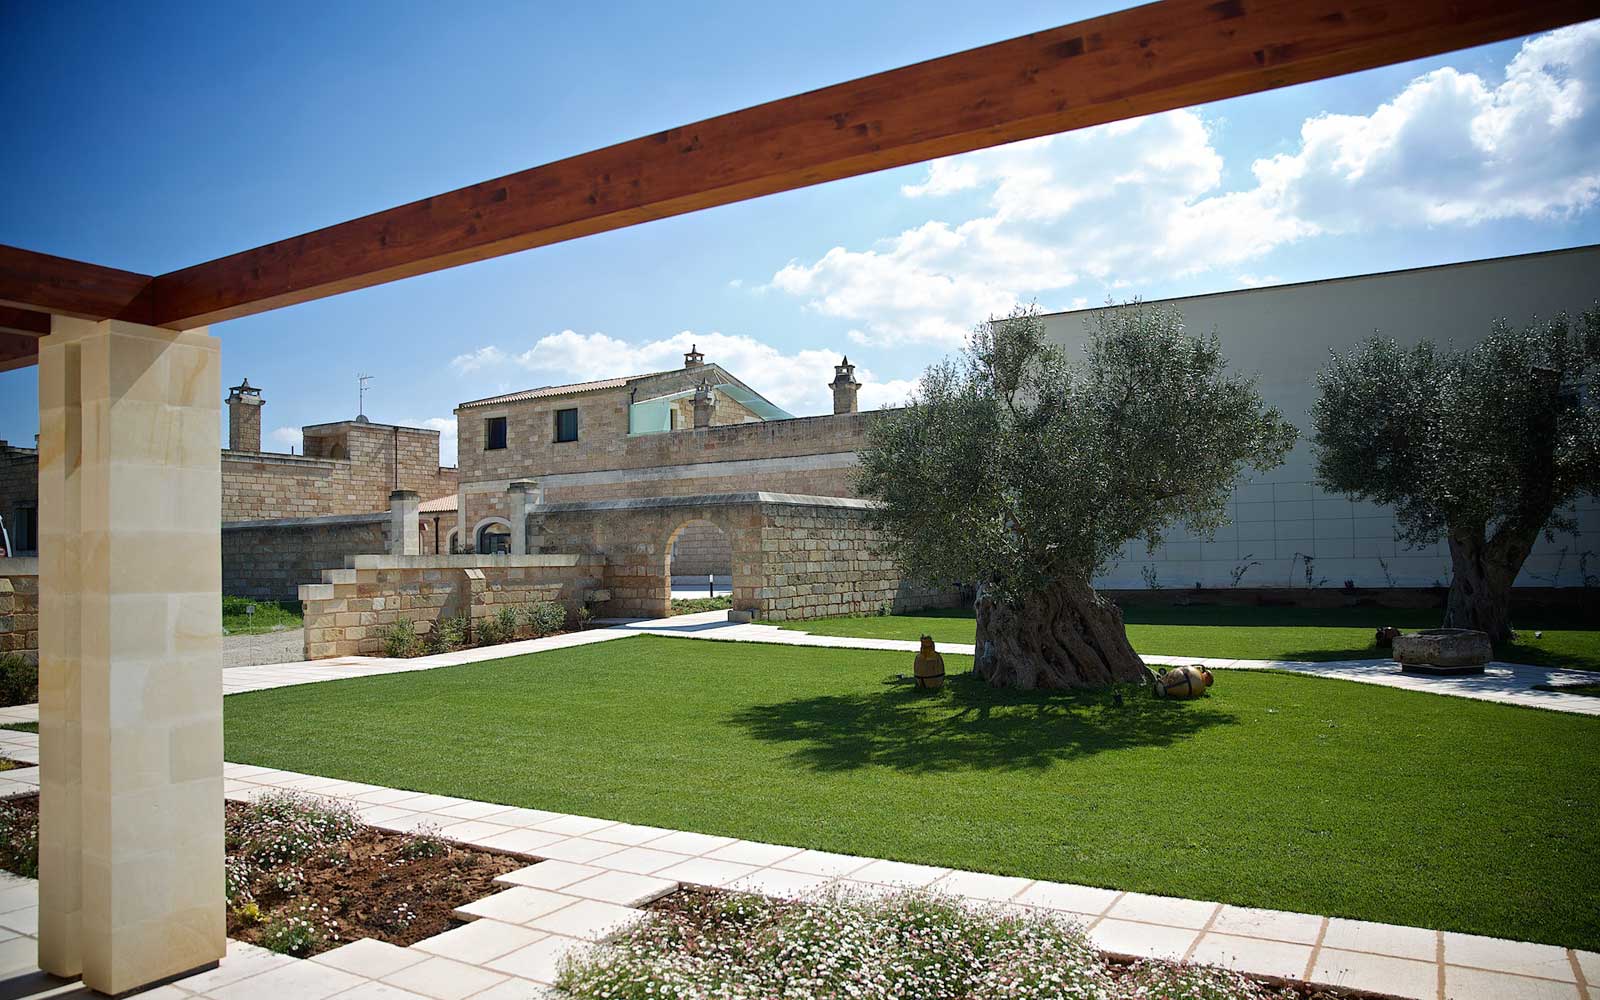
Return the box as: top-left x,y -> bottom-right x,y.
684,344 -> 705,368
226,377 -> 264,451
829,356 -> 860,415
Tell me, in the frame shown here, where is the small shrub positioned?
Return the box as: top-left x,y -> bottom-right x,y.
429,615 -> 469,653
258,901 -> 338,956
379,621 -> 422,658
523,600 -> 568,637
395,825 -> 449,862
228,792 -> 361,875
0,801 -> 38,878
0,655 -> 37,707
476,607 -> 520,646
575,606 -> 594,630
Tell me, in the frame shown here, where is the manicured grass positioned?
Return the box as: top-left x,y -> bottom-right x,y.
773,606 -> 1600,671
0,723 -> 36,734
223,597 -> 303,635
224,635 -> 1600,950
671,595 -> 732,615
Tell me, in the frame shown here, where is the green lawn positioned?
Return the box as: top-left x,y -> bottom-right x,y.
222,597 -> 303,635
773,606 -> 1600,671
224,635 -> 1600,950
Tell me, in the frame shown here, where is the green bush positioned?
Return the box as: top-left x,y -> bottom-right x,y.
522,601 -> 568,637
429,615 -> 469,653
0,655 -> 37,707
378,621 -> 422,658
475,607 -> 519,646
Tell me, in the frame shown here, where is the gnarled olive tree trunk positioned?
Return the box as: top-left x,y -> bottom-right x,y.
1442,525 -> 1536,644
973,580 -> 1149,689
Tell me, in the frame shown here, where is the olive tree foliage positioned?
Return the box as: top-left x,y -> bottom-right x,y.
857,303 -> 1296,689
1313,308 -> 1600,642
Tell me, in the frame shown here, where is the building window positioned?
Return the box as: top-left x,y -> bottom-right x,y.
554,408 -> 579,443
477,522 -> 512,554
484,416 -> 508,450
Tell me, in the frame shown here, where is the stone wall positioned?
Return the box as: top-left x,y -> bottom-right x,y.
527,493 -> 965,621
0,558 -> 38,664
668,519 -> 732,577
0,444 -> 38,554
298,554 -> 604,658
222,514 -> 389,602
224,420 -> 457,521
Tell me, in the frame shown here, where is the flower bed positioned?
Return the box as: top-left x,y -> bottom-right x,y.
561,887 -> 1369,1000
0,791 -> 531,957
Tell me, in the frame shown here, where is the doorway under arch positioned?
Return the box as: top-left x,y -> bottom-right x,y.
667,518 -> 731,601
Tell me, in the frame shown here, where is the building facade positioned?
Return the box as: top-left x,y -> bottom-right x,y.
1042,244 -> 1600,591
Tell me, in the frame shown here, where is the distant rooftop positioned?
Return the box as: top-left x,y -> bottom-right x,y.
457,374 -> 656,411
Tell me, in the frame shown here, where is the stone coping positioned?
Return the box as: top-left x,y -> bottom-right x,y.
221,449 -> 346,469
223,511 -> 389,530
344,553 -> 584,570
532,491 -> 880,514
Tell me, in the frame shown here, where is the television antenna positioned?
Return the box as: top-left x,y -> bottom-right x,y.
357,373 -> 373,418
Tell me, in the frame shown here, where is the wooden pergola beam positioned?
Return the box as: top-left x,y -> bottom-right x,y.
0,307 -> 50,372
0,245 -> 153,325
0,0 -> 1593,337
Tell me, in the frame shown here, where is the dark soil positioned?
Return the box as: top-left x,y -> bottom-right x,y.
0,795 -> 536,957
222,801 -> 529,952
645,886 -> 1406,1000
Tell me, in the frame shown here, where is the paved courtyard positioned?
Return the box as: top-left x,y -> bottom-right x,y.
0,616 -> 1593,998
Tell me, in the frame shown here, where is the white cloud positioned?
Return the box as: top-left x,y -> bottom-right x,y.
398,416 -> 458,466
268,426 -> 302,452
771,23 -> 1600,346
450,330 -> 899,415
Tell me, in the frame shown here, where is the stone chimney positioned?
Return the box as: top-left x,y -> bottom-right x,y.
829,357 -> 860,415
693,380 -> 716,428
226,378 -> 264,451
684,344 -> 705,368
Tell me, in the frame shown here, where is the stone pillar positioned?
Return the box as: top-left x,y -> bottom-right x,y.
225,377 -> 263,451
389,490 -> 420,555
507,481 -> 536,555
693,381 -> 716,428
38,317 -> 226,994
830,356 -> 860,415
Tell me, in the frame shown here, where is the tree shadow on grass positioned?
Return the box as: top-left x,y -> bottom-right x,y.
724,673 -> 1237,774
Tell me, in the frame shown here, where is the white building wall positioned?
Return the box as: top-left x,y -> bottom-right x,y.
1039,245 -> 1600,590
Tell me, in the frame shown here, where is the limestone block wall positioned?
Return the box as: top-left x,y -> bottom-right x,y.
0,558 -> 38,664
0,445 -> 39,554
668,520 -> 732,576
298,554 -> 604,658
752,501 -> 965,621
222,514 -> 389,602
526,493 -> 965,621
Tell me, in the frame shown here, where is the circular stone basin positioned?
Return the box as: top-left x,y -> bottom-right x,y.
1392,627 -> 1491,675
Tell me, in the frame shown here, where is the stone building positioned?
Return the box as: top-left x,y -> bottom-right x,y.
449,348 -> 871,564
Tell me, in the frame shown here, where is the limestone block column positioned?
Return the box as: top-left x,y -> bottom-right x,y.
38,317 -> 226,994
507,481 -> 536,555
389,490 -> 420,555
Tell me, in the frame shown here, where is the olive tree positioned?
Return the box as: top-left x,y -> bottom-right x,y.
1313,309 -> 1600,642
857,304 -> 1296,689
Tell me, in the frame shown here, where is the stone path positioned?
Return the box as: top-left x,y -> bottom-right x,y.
211,610 -> 1600,716
222,627 -> 305,668
0,725 -> 1590,999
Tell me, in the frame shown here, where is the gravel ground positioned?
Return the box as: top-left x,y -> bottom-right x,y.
223,628 -> 304,668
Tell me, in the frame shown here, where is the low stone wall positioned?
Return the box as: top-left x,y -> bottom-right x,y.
223,513 -> 389,602
298,554 -> 605,659
0,558 -> 38,664
668,519 -> 732,577
528,492 -> 965,621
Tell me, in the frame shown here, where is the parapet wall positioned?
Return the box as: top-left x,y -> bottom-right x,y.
298,554 -> 605,659
223,513 -> 390,602
0,558 -> 39,664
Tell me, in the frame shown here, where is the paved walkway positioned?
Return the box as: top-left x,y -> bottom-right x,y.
208,610 -> 1600,716
0,724 -> 1590,999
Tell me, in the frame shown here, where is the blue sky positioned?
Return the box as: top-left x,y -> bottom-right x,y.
3,1 -> 1597,464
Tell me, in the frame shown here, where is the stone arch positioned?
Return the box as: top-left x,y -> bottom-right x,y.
656,509 -> 761,618
473,517 -> 512,554
445,528 -> 461,554
667,518 -> 732,583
